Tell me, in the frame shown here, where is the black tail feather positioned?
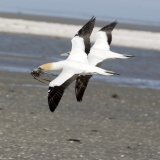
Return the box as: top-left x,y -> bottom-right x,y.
123,55 -> 135,58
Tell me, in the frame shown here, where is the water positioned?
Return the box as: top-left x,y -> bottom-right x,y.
0,0 -> 160,26
0,33 -> 160,90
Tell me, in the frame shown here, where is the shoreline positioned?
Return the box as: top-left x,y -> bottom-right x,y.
1,70 -> 160,91
0,16 -> 159,51
0,32 -> 160,91
0,11 -> 160,32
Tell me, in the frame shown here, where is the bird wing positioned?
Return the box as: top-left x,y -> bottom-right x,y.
68,17 -> 96,100
75,75 -> 92,102
75,21 -> 117,102
60,17 -> 95,57
67,16 -> 96,63
75,62 -> 102,102
76,16 -> 96,54
88,21 -> 118,66
99,21 -> 118,45
48,70 -> 78,112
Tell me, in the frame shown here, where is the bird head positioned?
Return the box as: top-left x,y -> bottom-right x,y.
31,63 -> 54,77
30,67 -> 44,77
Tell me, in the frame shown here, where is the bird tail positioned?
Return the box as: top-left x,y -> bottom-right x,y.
123,54 -> 135,58
86,66 -> 119,76
107,51 -> 134,59
115,54 -> 135,59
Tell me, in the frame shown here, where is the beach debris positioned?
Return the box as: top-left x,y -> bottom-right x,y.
127,146 -> 135,149
67,139 -> 81,143
44,128 -> 49,131
91,129 -> 98,132
112,94 -> 119,98
108,117 -> 116,120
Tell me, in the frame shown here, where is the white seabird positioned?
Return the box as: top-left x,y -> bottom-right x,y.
31,17 -> 119,112
62,21 -> 134,102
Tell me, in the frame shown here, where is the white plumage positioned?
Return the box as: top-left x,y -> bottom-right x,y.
31,17 -> 118,112
74,21 -> 134,102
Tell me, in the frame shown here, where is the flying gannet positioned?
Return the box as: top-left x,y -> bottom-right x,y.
61,21 -> 134,102
31,17 -> 119,112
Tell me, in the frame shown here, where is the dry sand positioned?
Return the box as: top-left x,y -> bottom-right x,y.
0,71 -> 160,160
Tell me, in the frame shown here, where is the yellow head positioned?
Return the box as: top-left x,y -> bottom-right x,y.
39,63 -> 53,71
31,63 -> 53,77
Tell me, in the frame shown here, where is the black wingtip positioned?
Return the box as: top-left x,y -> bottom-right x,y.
106,71 -> 120,75
48,86 -> 64,113
48,103 -> 57,113
123,55 -> 135,58
99,20 -> 118,32
50,108 -> 55,112
99,20 -> 118,45
76,16 -> 96,37
75,75 -> 92,102
90,15 -> 96,21
76,97 -> 82,102
112,72 -> 120,75
75,87 -> 83,102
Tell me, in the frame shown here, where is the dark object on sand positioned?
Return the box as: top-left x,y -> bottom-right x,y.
127,146 -> 135,149
108,117 -> 116,120
112,94 -> 118,98
91,130 -> 98,132
67,139 -> 81,143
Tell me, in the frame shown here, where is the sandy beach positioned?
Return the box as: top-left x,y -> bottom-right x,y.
0,13 -> 160,160
0,71 -> 160,160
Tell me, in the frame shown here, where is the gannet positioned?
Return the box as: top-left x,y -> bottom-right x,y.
31,17 -> 119,112
61,21 -> 134,102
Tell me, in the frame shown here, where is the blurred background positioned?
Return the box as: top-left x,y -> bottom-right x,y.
0,0 -> 160,25
0,1 -> 160,160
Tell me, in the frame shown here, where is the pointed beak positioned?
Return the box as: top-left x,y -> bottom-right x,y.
60,52 -> 70,56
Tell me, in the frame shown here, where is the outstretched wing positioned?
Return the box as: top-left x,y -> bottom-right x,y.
75,21 -> 118,102
71,17 -> 96,101
68,17 -> 96,64
75,75 -> 92,102
48,70 -> 78,112
60,17 -> 96,56
75,62 -> 102,102
99,21 -> 117,45
76,16 -> 96,54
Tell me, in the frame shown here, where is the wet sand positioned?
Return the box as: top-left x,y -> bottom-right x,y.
0,71 -> 160,160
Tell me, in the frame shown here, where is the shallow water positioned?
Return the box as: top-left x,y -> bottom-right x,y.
0,33 -> 160,90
